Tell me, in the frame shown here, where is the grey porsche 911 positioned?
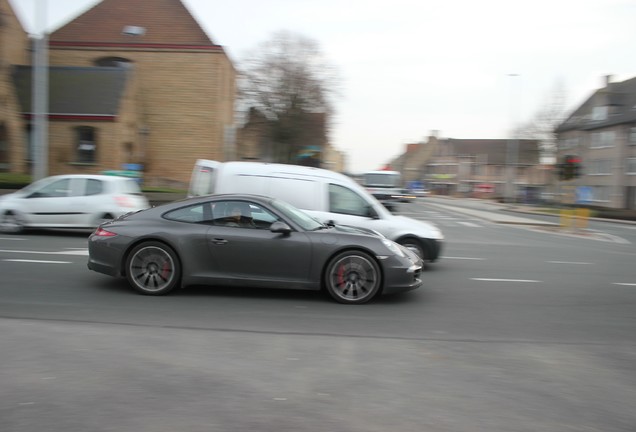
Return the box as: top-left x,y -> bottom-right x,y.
87,194 -> 423,304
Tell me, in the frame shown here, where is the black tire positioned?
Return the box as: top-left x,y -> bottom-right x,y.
0,211 -> 25,234
324,250 -> 382,304
397,237 -> 427,261
125,241 -> 181,295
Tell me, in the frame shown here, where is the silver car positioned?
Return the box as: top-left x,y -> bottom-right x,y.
0,174 -> 149,233
87,194 -> 423,304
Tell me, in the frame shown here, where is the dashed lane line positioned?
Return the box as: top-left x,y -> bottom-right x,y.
472,278 -> 542,283
3,259 -> 72,264
0,249 -> 88,256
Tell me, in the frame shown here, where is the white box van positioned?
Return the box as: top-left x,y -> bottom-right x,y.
188,160 -> 443,262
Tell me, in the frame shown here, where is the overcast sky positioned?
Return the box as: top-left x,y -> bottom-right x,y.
10,0 -> 636,173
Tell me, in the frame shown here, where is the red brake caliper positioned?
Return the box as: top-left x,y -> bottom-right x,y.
161,261 -> 171,280
337,264 -> 346,288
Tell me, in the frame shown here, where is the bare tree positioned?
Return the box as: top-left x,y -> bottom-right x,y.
514,79 -> 567,163
238,31 -> 341,164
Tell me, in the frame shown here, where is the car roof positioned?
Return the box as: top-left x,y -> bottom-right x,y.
43,174 -> 134,181
177,193 -> 274,205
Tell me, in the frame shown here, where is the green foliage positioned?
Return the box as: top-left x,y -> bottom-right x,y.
0,173 -> 32,189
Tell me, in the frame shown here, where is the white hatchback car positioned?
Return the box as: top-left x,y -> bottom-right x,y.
0,174 -> 149,233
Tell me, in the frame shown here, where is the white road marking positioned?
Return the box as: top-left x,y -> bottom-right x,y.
548,261 -> 593,265
458,221 -> 481,227
472,278 -> 541,283
0,249 -> 88,256
613,283 -> 636,286
0,237 -> 26,241
444,256 -> 485,260
3,259 -> 72,264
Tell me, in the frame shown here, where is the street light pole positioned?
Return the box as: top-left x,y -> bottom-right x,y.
506,74 -> 520,203
32,1 -> 49,181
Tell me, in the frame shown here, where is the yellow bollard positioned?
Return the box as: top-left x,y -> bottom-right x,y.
576,207 -> 590,229
560,209 -> 574,229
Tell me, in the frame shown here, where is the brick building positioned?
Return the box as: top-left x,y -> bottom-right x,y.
2,0 -> 236,187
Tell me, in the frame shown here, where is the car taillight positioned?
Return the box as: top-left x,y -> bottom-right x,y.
115,195 -> 135,207
93,227 -> 117,237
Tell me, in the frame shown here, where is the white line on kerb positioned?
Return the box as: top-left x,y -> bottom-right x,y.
548,261 -> 593,265
613,283 -> 636,286
3,259 -> 71,264
472,278 -> 541,283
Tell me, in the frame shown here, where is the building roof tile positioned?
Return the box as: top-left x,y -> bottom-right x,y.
49,0 -> 217,47
13,65 -> 129,116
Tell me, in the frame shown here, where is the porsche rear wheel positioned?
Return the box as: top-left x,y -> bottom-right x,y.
324,251 -> 381,304
126,241 -> 181,295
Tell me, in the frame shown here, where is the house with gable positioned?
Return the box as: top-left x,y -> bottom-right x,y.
3,0 -> 236,187
555,75 -> 636,209
389,132 -> 547,201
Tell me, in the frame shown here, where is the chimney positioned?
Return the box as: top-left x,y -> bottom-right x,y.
604,75 -> 613,87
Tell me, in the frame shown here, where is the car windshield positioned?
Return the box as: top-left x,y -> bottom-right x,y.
270,199 -> 324,231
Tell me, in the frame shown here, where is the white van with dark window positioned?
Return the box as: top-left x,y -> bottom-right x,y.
188,160 -> 443,262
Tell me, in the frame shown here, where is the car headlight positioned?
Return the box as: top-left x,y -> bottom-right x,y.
382,239 -> 406,257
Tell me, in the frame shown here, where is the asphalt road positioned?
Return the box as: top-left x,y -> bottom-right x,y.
1,200 -> 635,432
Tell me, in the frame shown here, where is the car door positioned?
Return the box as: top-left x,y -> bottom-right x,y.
18,177 -> 73,226
306,183 -> 385,233
206,200 -> 313,283
62,177 -> 96,226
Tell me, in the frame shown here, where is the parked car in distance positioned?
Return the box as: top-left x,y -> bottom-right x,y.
411,188 -> 431,197
188,160 -> 444,262
396,188 -> 417,203
0,174 -> 149,233
87,194 -> 423,304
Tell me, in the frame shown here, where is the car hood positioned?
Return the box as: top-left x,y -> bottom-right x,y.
0,192 -> 20,204
331,224 -> 384,237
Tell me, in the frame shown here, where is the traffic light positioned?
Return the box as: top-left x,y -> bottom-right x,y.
560,155 -> 582,181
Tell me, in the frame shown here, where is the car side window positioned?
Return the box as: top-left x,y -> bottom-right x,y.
85,179 -> 104,196
31,179 -> 71,198
212,200 -> 279,229
163,203 -> 211,224
328,183 -> 370,217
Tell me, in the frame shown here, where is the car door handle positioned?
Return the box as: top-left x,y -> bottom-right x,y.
211,238 -> 228,245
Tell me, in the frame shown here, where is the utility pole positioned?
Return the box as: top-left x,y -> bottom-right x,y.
506,74 -> 520,203
32,1 -> 48,180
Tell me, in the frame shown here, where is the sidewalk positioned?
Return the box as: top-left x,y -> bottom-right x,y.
424,201 -> 558,226
426,196 -> 636,226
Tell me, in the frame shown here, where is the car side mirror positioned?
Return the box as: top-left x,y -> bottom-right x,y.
270,221 -> 292,235
366,205 -> 379,219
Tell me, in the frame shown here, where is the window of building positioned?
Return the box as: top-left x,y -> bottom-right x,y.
559,137 -> 579,150
592,106 -> 608,121
95,57 -> 132,69
627,158 -> 636,175
630,127 -> 636,145
590,131 -> 615,149
76,127 -> 97,163
591,186 -> 610,202
589,159 -> 612,175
